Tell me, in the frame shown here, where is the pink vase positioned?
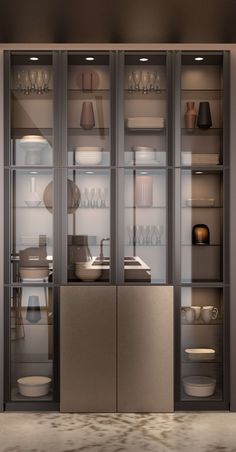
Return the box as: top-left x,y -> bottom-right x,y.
80,102 -> 95,129
185,102 -> 196,129
135,176 -> 153,207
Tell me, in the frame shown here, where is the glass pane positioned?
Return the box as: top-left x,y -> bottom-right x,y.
11,169 -> 54,283
181,169 -> 223,283
124,169 -> 167,283
67,53 -> 111,166
67,169 -> 110,282
181,53 -> 223,167
124,53 -> 167,166
180,287 -> 224,401
11,53 -> 53,166
10,286 -> 54,401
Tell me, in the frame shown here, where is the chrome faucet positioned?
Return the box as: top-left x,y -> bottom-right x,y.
99,237 -> 110,260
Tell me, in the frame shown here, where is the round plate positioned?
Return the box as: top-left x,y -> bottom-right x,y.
43,179 -> 81,214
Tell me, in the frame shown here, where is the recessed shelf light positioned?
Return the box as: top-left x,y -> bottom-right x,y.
30,171 -> 39,175
195,171 -> 204,174
140,171 -> 148,175
139,57 -> 149,62
194,57 -> 204,61
85,57 -> 94,61
30,57 -> 39,61
85,171 -> 94,174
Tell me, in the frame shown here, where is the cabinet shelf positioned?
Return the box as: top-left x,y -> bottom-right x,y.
181,128 -> 223,136
11,128 -> 52,137
68,128 -> 109,136
125,128 -> 166,134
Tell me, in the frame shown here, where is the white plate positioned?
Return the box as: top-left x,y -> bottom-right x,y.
185,348 -> 215,361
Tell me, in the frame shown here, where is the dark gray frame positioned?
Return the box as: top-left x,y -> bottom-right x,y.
3,50 -> 60,411
0,50 -> 4,412
174,50 -> 230,411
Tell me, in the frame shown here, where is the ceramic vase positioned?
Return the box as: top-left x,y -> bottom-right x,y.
24,177 -> 41,207
185,101 -> 196,129
197,101 -> 212,130
80,101 -> 95,129
26,295 -> 41,323
192,224 -> 210,245
135,176 -> 153,207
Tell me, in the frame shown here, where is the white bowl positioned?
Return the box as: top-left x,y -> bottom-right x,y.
17,376 -> 51,397
75,262 -> 101,281
19,267 -> 49,280
75,147 -> 102,165
185,348 -> 215,361
19,135 -> 48,152
183,376 -> 216,397
25,200 -> 42,207
132,146 -> 156,163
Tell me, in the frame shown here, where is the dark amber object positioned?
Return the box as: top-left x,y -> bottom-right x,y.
192,224 -> 210,245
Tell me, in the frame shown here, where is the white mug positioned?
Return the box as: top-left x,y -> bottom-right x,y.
191,306 -> 201,320
201,305 -> 218,324
182,307 -> 195,324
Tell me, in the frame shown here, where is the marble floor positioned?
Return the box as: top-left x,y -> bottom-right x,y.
0,412 -> 236,452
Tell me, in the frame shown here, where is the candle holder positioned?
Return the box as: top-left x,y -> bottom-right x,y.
192,224 -> 210,245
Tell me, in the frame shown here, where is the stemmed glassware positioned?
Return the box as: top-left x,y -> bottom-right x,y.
128,71 -> 161,94
14,69 -> 51,95
132,71 -> 141,91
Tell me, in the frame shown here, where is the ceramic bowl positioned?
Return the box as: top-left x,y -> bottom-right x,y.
132,146 -> 156,163
185,348 -> 216,361
75,262 -> 101,281
183,376 -> 216,397
24,200 -> 42,207
19,267 -> 49,280
17,376 -> 51,397
75,147 -> 103,165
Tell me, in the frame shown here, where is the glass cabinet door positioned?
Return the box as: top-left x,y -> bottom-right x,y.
67,169 -> 110,283
10,53 -> 53,166
177,51 -> 228,408
180,287 -> 224,402
67,53 -> 111,167
5,52 -> 56,406
123,52 -> 168,167
9,286 -> 54,402
124,169 -> 167,283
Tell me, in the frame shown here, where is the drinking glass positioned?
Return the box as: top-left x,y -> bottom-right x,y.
23,71 -> 31,95
155,73 -> 161,93
36,71 -> 44,94
141,71 -> 149,94
29,70 -> 37,92
128,73 -> 134,93
42,70 -> 50,91
149,72 -> 157,91
132,71 -> 141,91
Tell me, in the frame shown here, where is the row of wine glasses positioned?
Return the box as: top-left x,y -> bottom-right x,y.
127,224 -> 164,246
128,71 -> 161,94
14,70 -> 51,95
80,187 -> 109,208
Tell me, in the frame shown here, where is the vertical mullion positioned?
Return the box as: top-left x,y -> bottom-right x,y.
60,51 -> 68,285
110,51 -> 117,285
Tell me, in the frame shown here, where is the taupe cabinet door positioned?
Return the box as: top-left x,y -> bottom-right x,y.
118,286 -> 174,412
60,286 -> 116,412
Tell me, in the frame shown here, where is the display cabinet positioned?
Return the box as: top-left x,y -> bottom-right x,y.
3,50 -> 230,412
174,51 -> 229,409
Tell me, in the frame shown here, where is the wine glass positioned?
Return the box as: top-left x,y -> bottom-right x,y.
29,70 -> 37,92
42,70 -> 50,91
128,73 -> 134,93
36,71 -> 44,94
149,72 -> 157,91
23,71 -> 31,95
155,73 -> 161,94
132,71 -> 141,91
141,71 -> 149,94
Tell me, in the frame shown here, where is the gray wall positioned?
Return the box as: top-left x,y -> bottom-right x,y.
0,50 -> 4,411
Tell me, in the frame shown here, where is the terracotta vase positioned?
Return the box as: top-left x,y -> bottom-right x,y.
185,102 -> 196,129
80,101 -> 95,129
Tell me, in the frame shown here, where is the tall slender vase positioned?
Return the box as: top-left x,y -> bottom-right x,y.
185,101 -> 196,129
80,101 -> 95,129
135,176 -> 153,207
26,295 -> 41,323
197,102 -> 212,130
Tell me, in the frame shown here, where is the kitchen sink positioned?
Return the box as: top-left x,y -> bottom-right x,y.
93,257 -> 141,266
